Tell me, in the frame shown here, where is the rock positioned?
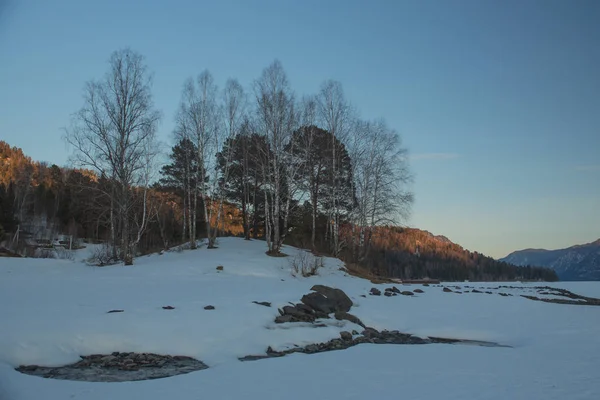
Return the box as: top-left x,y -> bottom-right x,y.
422,283 -> 430,287
352,330 -> 359,335
301,292 -> 336,314
282,305 -> 302,316
279,306 -> 316,322
384,291 -> 393,297
334,311 -> 366,328
499,293 -> 510,297
162,306 -> 175,310
275,315 -> 293,323
309,285 -> 353,312
107,309 -> 124,313
413,289 -> 424,293
369,288 -> 381,296
360,294 -> 366,298
101,355 -> 116,362
472,289 -> 482,293
391,286 -> 401,294
485,291 -> 493,294
204,305 -> 215,310
294,303 -> 314,314
216,266 -> 224,271
252,301 -> 271,307
443,287 -> 453,293
340,331 -> 352,341
401,291 -> 414,296
362,327 -> 380,338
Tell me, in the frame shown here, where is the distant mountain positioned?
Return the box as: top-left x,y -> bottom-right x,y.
500,239 -> 600,281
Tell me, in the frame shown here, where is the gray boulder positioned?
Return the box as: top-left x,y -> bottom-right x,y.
334,311 -> 366,328
310,285 -> 353,312
301,285 -> 353,314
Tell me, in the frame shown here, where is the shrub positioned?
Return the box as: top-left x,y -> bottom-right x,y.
89,243 -> 119,266
290,251 -> 324,277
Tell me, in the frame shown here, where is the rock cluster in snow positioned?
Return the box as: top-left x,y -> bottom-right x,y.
275,284 -> 362,325
240,327 -> 505,361
16,352 -> 208,382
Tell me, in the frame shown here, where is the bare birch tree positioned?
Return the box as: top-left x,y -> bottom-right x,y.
65,48 -> 160,265
318,80 -> 352,255
210,79 -> 247,243
175,71 -> 221,248
254,60 -> 296,254
350,118 -> 413,259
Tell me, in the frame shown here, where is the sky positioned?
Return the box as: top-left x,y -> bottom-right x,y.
0,0 -> 598,258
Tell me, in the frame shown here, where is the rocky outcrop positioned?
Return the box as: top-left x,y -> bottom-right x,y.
239,328 -> 508,362
369,288 -> 381,296
276,286 -> 357,324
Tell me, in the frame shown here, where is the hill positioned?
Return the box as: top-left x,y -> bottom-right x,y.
345,227 -> 558,282
501,239 -> 600,281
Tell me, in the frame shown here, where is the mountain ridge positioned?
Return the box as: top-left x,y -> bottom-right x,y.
500,239 -> 600,281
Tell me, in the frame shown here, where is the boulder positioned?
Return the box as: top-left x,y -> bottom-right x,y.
162,306 -> 175,310
443,287 -> 453,293
204,305 -> 215,310
391,286 -> 401,294
369,288 -> 381,296
302,286 -> 352,314
384,291 -> 393,297
294,303 -> 314,314
216,266 -> 224,271
334,311 -> 366,328
282,305 -> 303,316
309,285 -> 353,312
275,315 -> 293,324
301,292 -> 337,314
401,291 -> 414,296
413,289 -> 424,293
471,289 -> 482,293
340,331 -> 352,341
362,327 -> 380,338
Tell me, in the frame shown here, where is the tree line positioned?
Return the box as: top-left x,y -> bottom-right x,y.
59,48 -> 412,265
0,48 -> 558,282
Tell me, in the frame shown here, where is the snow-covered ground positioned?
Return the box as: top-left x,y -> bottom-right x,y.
1,237 -> 599,400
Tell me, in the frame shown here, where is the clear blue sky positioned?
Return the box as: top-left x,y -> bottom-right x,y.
1,0 -> 598,258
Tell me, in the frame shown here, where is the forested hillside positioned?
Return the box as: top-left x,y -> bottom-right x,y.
345,227 -> 558,282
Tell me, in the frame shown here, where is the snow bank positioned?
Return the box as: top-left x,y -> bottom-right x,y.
1,237 -> 599,399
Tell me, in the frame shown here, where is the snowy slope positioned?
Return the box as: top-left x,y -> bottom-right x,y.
1,237 -> 599,400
